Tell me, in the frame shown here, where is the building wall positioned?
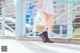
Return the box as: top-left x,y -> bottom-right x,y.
5,0 -> 15,17
0,0 -> 3,17
0,0 -> 15,17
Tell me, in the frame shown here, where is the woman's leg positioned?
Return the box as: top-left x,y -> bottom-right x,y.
42,31 -> 50,42
39,33 -> 47,42
43,31 -> 54,43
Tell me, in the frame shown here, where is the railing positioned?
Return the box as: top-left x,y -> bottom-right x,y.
53,5 -> 80,22
0,20 -> 15,33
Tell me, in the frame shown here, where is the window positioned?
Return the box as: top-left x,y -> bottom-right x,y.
62,25 -> 67,34
30,22 -> 33,25
0,7 -> 2,9
52,25 -> 60,34
0,10 -> 1,12
0,13 -> 2,15
0,22 -> 2,29
0,3 -> 2,6
53,1 -> 56,4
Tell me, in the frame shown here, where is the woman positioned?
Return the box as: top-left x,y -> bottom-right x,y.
33,0 -> 55,43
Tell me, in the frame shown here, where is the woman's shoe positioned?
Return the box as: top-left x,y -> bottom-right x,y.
43,41 -> 47,43
48,41 -> 54,43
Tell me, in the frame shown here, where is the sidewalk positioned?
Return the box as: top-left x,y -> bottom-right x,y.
0,39 -> 80,53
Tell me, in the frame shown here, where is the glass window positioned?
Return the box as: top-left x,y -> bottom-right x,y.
0,22 -> 2,29
0,13 -> 2,15
62,25 -> 67,34
52,25 -> 60,34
